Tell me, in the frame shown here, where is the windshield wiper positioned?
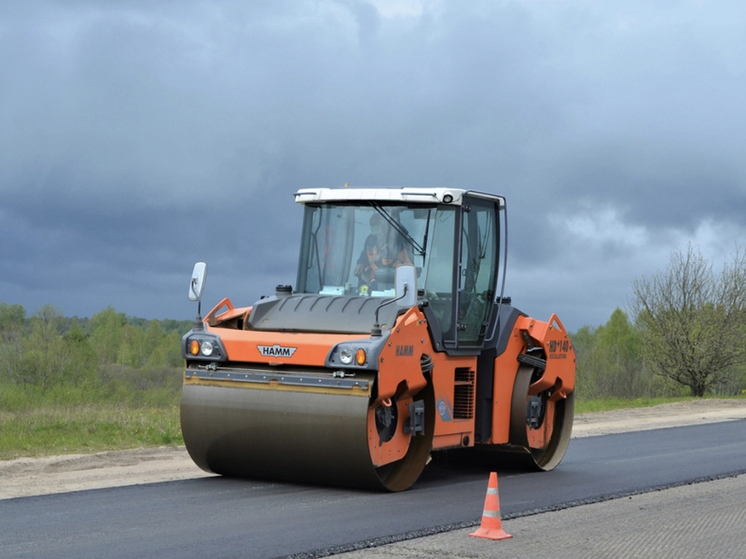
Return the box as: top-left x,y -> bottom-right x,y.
370,204 -> 428,258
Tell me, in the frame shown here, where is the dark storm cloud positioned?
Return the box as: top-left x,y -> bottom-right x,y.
2,0 -> 745,328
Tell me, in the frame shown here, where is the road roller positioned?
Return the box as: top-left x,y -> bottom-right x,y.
180,187 -> 576,491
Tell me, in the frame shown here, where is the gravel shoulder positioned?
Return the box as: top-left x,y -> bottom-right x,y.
2,399 -> 746,501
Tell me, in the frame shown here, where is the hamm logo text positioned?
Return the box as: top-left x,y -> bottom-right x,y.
257,345 -> 298,358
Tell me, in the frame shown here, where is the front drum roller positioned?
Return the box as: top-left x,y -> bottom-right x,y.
369,380 -> 435,492
508,364 -> 574,470
180,377 -> 434,491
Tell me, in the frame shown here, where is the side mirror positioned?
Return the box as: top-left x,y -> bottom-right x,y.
395,265 -> 417,308
371,265 -> 418,337
188,262 -> 207,302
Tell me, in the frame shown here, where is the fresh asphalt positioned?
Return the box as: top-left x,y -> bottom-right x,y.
2,420 -> 745,559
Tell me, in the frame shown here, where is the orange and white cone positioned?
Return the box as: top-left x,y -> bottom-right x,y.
469,472 -> 512,540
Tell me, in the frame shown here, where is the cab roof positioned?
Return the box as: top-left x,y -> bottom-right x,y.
293,187 -> 504,207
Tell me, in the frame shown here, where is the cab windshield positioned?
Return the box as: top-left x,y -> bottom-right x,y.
296,203 -> 457,299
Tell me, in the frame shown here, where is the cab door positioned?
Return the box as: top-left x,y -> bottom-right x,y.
456,196 -> 499,349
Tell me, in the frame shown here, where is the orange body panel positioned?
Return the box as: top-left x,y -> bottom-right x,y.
527,399 -> 556,448
203,301 -> 366,367
374,307 -> 430,401
205,298 -> 246,326
215,327 -> 364,367
428,349 -> 478,449
522,314 -> 576,397
367,307 -> 430,466
490,313 -> 576,445
367,398 -> 414,466
375,307 -> 478,452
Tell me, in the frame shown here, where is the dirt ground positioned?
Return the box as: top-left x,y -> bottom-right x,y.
2,399 -> 745,500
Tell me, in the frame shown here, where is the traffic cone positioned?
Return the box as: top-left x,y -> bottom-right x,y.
469,472 -> 512,540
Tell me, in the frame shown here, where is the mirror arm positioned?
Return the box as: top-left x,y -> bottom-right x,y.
193,300 -> 204,331
371,284 -> 408,337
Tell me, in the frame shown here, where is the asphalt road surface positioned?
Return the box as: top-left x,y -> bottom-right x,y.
2,420 -> 746,559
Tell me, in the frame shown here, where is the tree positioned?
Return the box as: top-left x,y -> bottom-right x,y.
630,244 -> 746,396
118,324 -> 147,368
572,309 -> 648,399
0,303 -> 26,333
595,308 -> 647,398
63,323 -> 98,385
0,303 -> 27,383
571,324 -> 603,399
26,305 -> 69,393
89,307 -> 126,364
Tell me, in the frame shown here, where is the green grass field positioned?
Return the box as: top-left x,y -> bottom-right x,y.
0,366 -> 183,460
0,405 -> 182,460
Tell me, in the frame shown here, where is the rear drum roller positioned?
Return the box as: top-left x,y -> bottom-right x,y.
508,364 -> 574,471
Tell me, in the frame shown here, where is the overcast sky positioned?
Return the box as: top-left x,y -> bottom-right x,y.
2,0 -> 745,331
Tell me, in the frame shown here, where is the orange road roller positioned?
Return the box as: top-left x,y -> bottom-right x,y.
180,187 -> 576,491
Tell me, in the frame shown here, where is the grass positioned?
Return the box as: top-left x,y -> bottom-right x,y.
0,405 -> 182,460
0,365 -> 184,460
575,394 -> 746,414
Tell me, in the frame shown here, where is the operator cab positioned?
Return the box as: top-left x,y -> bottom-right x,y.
294,188 -> 507,352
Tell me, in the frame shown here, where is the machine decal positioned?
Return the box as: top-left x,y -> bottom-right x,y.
547,339 -> 571,360
257,344 -> 298,358
437,398 -> 453,422
395,344 -> 414,356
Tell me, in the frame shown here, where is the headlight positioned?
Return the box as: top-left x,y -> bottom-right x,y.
339,347 -> 353,365
184,333 -> 224,360
327,341 -> 377,369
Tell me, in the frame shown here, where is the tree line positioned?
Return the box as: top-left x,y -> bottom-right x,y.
0,303 -> 191,398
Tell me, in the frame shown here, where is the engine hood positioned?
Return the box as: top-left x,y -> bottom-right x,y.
247,293 -> 403,335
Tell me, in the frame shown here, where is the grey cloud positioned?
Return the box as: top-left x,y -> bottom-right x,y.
2,0 -> 745,329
